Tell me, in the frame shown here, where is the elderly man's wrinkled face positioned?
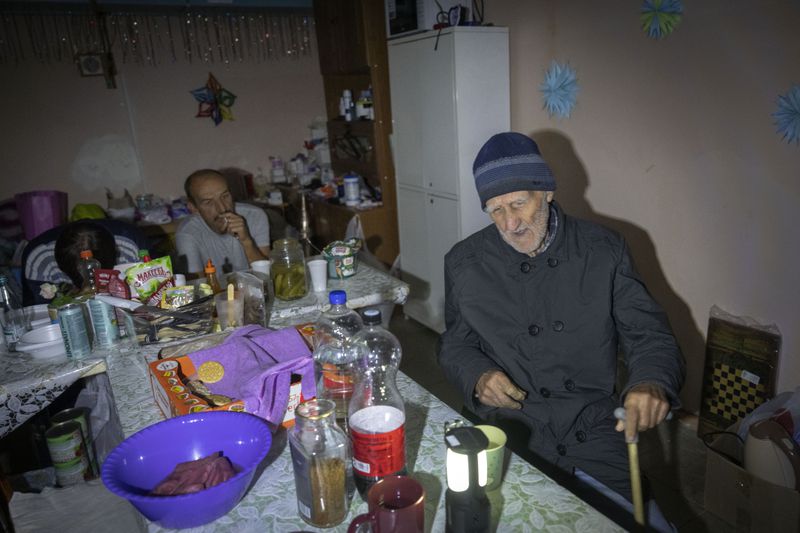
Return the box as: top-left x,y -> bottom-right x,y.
188,174 -> 235,235
485,190 -> 553,255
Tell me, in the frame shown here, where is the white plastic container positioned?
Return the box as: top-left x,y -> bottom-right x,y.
344,175 -> 360,206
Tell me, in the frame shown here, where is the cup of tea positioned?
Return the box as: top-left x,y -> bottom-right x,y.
348,475 -> 425,533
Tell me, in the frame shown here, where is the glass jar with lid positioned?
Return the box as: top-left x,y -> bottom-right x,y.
271,238 -> 308,300
288,399 -> 352,528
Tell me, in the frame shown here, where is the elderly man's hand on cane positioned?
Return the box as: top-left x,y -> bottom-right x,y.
615,383 -> 671,442
614,383 -> 672,527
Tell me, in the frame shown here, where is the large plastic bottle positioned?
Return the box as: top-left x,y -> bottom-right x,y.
0,275 -> 28,350
312,290 -> 364,429
78,250 -> 101,294
348,362 -> 407,499
312,290 -> 363,350
350,308 -> 402,369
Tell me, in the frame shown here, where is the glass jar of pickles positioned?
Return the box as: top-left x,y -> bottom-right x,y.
271,238 -> 308,301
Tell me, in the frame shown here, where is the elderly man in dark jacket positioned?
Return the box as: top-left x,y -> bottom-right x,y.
438,132 -> 685,530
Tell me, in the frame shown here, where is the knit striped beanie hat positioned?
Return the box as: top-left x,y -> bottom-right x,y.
473,132 -> 556,208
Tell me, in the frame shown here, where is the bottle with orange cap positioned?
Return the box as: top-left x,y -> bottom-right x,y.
204,259 -> 224,294
78,250 -> 101,294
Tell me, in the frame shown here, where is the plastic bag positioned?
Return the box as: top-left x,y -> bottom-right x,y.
227,271 -> 273,328
10,479 -> 145,533
345,214 -> 400,327
736,387 -> 800,445
74,373 -> 125,465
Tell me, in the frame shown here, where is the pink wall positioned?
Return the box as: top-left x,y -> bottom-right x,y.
489,0 -> 800,410
0,33 -> 325,207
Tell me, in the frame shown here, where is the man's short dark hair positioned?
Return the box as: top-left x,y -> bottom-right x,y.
184,169 -> 225,203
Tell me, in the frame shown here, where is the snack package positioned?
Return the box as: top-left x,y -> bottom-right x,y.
322,238 -> 362,279
125,256 -> 175,306
162,285 -> 196,310
93,269 -> 119,294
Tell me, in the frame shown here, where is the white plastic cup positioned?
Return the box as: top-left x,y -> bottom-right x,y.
214,291 -> 244,329
307,259 -> 328,292
251,259 -> 272,276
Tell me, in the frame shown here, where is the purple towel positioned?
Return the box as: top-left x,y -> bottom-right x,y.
186,325 -> 316,425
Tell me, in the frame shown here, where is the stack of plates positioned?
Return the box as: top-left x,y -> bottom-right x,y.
16,323 -> 66,359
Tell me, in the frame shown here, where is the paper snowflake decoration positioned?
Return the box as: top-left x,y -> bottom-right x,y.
540,61 -> 579,119
191,72 -> 236,126
641,0 -> 683,39
774,85 -> 800,145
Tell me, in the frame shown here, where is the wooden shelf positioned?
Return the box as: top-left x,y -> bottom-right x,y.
312,0 -> 399,267
307,197 -> 397,266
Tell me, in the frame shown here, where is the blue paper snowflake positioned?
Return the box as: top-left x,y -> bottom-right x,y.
773,85 -> 800,145
641,0 -> 683,39
540,61 -> 579,119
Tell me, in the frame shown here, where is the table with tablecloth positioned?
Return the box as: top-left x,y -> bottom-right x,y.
103,341 -> 623,532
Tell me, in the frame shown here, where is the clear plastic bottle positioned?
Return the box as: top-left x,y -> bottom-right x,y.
0,275 -> 28,350
288,399 -> 352,528
312,290 -> 363,350
313,290 -> 364,429
351,308 -> 402,369
348,363 -> 407,499
78,250 -> 101,295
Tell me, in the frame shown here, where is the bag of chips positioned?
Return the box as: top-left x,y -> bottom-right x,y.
125,256 -> 175,306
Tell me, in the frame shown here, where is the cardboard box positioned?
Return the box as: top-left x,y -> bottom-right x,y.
148,356 -> 305,427
704,428 -> 800,532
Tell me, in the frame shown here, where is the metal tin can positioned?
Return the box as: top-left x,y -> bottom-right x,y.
57,303 -> 92,359
54,455 -> 90,487
45,421 -> 86,464
87,298 -> 120,348
51,407 -> 97,477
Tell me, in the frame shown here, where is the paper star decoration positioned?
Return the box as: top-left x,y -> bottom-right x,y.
191,73 -> 236,126
641,0 -> 683,39
540,61 -> 579,119
774,85 -> 800,145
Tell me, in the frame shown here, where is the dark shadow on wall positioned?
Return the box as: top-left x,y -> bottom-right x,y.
530,129 -> 705,412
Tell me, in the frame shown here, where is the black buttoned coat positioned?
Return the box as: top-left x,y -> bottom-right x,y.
437,203 -> 685,499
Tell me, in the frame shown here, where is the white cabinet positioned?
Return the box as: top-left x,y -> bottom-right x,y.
389,27 -> 510,332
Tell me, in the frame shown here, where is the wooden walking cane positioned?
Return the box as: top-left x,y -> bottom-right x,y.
614,407 -> 646,527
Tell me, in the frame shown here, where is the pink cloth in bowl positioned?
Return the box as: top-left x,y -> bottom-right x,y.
186,325 -> 315,425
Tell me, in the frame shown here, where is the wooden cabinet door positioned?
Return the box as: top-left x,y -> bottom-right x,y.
313,0 -> 368,75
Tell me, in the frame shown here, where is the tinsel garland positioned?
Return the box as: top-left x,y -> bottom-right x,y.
0,8 -> 313,66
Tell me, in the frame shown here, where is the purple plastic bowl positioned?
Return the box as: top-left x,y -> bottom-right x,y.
101,411 -> 271,529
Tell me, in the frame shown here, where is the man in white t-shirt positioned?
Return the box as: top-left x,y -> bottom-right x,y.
176,169 -> 270,282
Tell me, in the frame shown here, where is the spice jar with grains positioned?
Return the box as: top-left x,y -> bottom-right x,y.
288,399 -> 352,527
